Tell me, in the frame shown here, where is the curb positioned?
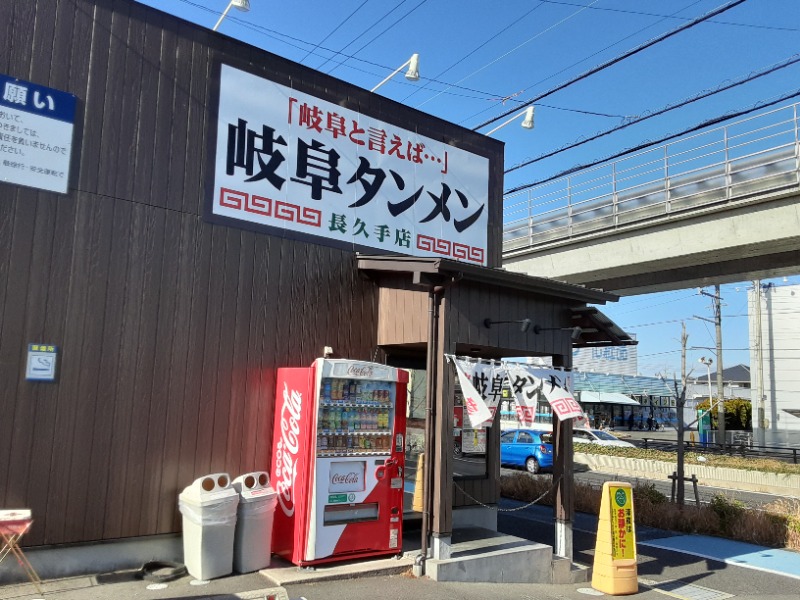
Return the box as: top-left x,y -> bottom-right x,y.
575,453 -> 800,496
195,589 -> 290,600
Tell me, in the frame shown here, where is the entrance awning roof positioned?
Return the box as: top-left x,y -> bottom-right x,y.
356,255 -> 636,348
579,391 -> 639,405
356,255 -> 618,304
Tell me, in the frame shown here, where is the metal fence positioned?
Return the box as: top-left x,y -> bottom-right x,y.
503,102 -> 800,254
639,437 -> 800,464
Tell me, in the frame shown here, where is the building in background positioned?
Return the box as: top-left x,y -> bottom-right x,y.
749,282 -> 800,446
572,337 -> 638,376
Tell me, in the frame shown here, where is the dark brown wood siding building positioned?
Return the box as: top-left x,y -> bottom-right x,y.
0,0 -> 506,547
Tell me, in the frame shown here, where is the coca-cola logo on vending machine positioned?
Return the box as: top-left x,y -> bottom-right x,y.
346,364 -> 375,378
328,461 -> 366,493
331,472 -> 361,485
275,382 -> 302,517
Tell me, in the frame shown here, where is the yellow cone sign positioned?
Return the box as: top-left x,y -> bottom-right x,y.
592,482 -> 638,595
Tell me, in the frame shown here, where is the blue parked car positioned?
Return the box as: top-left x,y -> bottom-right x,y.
500,429 -> 553,474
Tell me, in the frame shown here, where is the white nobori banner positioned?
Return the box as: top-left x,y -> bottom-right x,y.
452,358 -> 494,427
448,357 -> 583,426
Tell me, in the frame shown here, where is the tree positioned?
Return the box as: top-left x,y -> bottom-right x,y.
696,398 -> 752,431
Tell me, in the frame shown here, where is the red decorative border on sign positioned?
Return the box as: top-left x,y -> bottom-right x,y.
217,188 -> 321,229
220,188 -> 245,209
417,234 -> 484,264
274,201 -> 322,227
246,194 -> 272,216
298,206 -> 322,226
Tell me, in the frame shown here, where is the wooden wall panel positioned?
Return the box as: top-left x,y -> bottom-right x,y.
78,0 -> 112,195
0,2 -> 14,74
156,216 -> 201,533
180,29 -> 212,216
140,209 -> 183,535
62,196 -> 117,543
376,283 -> 428,346
209,227 -> 243,475
165,28 -> 195,215
224,231 -> 254,473
0,193 -> 39,510
18,195 -> 69,539
147,20 -> 178,211
121,206 -> 169,538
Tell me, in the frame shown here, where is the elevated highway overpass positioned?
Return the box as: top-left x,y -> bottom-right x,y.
502,103 -> 800,295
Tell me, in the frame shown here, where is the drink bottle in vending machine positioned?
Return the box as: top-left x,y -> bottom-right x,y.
270,358 -> 408,566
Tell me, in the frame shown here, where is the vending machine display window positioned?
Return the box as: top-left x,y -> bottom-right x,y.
317,378 -> 394,457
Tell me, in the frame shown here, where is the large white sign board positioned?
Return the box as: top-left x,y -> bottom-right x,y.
210,65 -> 490,265
0,74 -> 76,194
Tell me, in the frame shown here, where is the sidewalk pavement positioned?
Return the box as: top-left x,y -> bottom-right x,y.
3,499 -> 800,600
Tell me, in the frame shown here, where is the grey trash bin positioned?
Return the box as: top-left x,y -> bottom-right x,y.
232,471 -> 277,573
179,472 -> 239,580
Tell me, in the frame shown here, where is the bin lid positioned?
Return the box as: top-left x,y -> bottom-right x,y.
232,471 -> 277,503
179,472 -> 239,508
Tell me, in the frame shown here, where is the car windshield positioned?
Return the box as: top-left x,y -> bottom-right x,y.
592,430 -> 620,441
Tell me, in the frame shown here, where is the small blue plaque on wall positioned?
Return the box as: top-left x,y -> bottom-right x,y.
25,344 -> 58,381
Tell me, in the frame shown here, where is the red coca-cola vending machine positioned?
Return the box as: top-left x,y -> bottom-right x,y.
270,358 -> 408,566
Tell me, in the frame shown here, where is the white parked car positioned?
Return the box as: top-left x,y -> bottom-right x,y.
573,428 -> 635,448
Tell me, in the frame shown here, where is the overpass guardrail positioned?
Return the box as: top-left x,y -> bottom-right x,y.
503,102 -> 800,254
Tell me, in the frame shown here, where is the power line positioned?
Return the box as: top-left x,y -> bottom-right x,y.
327,0 -> 431,75
417,0 -> 600,110
315,0 -> 412,72
400,2 -> 547,103
504,88 -> 800,195
460,0 -> 705,126
533,102 -> 628,119
534,0 -> 799,32
472,0 -> 749,131
298,0 -> 372,65
504,53 -> 800,175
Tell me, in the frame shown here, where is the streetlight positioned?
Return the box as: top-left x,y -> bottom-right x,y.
213,0 -> 251,32
371,54 -> 420,93
698,357 -> 713,400
485,106 -> 535,136
699,357 -> 713,444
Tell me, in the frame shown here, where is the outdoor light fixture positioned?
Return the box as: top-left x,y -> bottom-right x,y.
483,318 -> 532,332
485,106 -> 535,136
533,324 -> 584,341
371,53 -> 420,92
213,0 -> 250,32
699,356 -> 714,402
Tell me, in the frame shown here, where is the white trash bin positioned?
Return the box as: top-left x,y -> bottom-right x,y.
232,471 -> 277,573
179,473 -> 239,580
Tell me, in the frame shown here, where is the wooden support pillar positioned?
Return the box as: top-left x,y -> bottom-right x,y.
552,353 -> 573,560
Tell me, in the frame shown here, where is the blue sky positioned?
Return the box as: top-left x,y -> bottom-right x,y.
134,0 -> 800,376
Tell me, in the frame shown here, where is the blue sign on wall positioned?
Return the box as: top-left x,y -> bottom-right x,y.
0,73 -> 77,194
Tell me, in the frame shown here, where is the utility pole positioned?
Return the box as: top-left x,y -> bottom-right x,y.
715,284 -> 725,446
698,286 -> 725,446
753,280 -> 766,446
681,321 -> 687,390
676,321 -> 688,507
